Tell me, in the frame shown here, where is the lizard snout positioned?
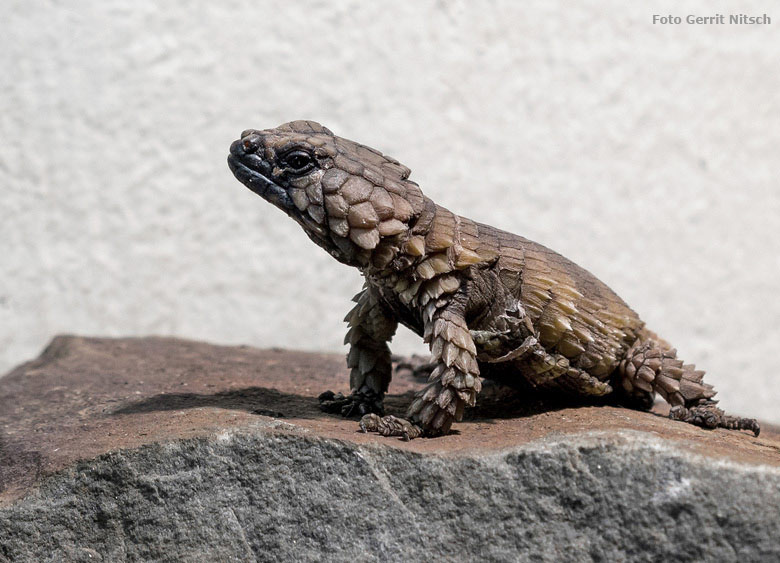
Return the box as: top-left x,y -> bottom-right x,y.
238,133 -> 262,154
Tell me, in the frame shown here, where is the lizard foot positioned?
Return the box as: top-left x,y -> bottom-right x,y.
392,354 -> 436,382
669,401 -> 760,437
359,413 -> 423,440
318,390 -> 384,418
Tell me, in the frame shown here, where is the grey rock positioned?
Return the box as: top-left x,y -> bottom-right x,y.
1,336 -> 779,562
2,428 -> 780,562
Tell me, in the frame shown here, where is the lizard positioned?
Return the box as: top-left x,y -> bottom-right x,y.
227,120 -> 760,439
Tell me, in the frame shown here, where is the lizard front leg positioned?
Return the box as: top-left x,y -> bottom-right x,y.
361,295 -> 480,439
319,285 -> 397,417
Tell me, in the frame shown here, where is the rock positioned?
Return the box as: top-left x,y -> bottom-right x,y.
1,336 -> 779,562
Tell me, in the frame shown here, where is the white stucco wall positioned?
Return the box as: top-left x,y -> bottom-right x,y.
2,1 -> 778,423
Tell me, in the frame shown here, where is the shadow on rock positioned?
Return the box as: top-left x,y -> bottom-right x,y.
465,382 -> 614,422
110,387 -> 315,419
110,382 -> 614,426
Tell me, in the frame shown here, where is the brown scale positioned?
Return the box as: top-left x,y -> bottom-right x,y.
228,120 -> 760,438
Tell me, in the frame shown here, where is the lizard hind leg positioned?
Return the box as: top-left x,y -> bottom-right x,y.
619,333 -> 760,436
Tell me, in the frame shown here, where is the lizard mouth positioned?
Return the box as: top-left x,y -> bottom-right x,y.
228,142 -> 294,212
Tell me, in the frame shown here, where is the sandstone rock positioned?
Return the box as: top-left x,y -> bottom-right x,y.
1,336 -> 779,562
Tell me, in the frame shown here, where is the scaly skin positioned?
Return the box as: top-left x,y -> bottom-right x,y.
228,120 -> 759,439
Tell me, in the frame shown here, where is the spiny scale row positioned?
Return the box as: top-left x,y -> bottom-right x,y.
343,289 -> 394,394
406,308 -> 481,433
621,341 -> 713,407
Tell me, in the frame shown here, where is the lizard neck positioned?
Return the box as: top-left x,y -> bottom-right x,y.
361,200 -> 496,310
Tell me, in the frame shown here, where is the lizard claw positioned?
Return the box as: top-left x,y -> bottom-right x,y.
318,390 -> 384,418
669,403 -> 760,437
359,413 -> 423,440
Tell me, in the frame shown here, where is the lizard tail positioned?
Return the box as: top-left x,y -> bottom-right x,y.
618,329 -> 760,436
618,329 -> 715,408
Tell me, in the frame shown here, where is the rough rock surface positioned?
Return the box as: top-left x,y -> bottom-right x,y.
1,336 -> 779,562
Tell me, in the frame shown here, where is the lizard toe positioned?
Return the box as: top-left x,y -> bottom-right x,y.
359,414 -> 423,440
319,390 -> 384,418
670,402 -> 761,436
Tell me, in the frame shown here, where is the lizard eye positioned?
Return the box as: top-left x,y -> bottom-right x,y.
283,150 -> 314,174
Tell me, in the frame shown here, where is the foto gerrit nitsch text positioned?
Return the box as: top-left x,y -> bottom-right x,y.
653,14 -> 771,25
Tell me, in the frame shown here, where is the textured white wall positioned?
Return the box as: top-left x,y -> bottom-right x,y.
2,1 -> 778,423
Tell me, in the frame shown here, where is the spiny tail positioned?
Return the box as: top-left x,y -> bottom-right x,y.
620,329 -> 714,407
619,329 -> 759,436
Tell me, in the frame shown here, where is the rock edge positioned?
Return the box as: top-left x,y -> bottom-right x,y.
1,336 -> 779,562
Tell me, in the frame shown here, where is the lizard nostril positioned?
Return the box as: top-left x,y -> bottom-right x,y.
242,134 -> 262,153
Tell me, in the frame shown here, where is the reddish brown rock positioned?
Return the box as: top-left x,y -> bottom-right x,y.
1,336 -> 779,561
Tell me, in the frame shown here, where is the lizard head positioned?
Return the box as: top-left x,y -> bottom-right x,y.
228,120 -> 426,268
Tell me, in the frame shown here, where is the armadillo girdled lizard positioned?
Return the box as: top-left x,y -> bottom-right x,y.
228,120 -> 759,439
